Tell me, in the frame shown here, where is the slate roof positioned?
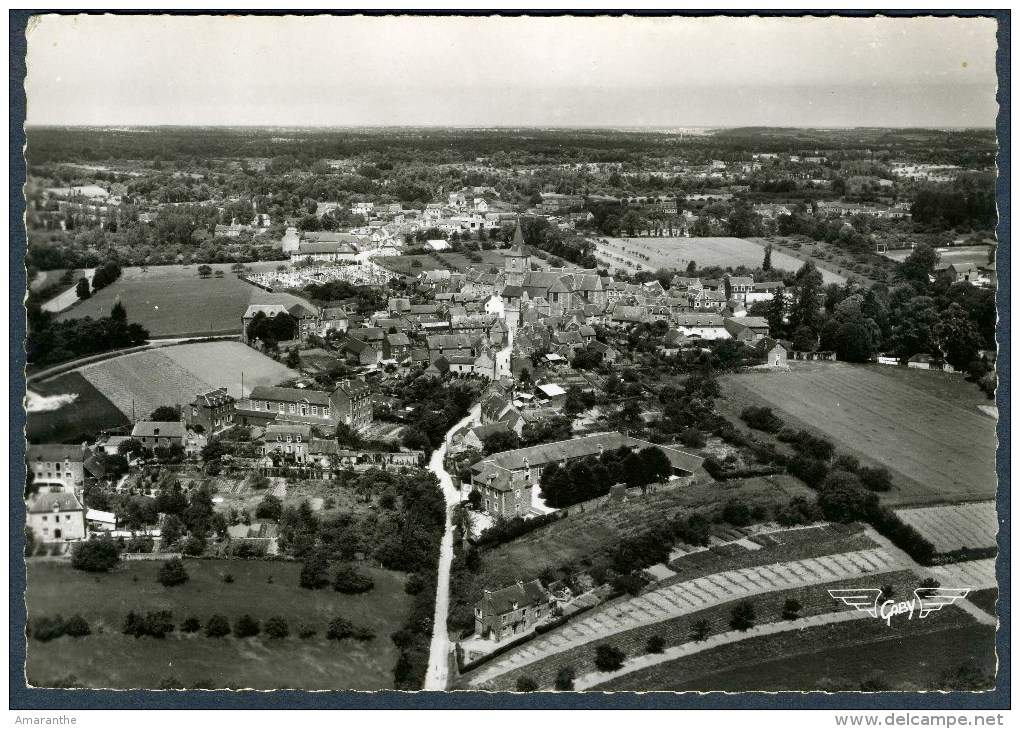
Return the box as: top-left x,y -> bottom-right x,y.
131,421 -> 187,439
28,491 -> 84,514
476,579 -> 549,616
248,386 -> 331,406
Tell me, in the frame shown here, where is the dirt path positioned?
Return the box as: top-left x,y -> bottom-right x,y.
41,268 -> 95,313
423,403 -> 481,690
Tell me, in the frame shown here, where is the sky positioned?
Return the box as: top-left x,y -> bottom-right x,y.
24,14 -> 1000,128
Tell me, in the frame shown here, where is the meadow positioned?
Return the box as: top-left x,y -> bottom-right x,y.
894,501 -> 998,553
56,263 -> 310,337
78,341 -> 297,419
593,236 -> 846,284
720,362 -> 997,506
25,558 -> 411,690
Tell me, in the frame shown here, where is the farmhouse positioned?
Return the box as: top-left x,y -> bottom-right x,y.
475,579 -> 553,643
470,432 -> 702,519
131,421 -> 188,450
907,353 -> 956,372
25,444 -> 104,490
673,314 -> 729,340
260,424 -> 311,464
185,388 -> 236,433
290,240 -> 359,264
26,491 -> 87,543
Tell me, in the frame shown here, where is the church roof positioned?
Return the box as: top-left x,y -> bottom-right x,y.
508,218 -> 526,256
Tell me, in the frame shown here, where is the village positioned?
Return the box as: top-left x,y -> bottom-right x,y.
22,124 -> 999,693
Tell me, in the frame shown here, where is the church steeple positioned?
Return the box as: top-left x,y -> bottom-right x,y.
510,218 -> 525,254
503,217 -> 530,286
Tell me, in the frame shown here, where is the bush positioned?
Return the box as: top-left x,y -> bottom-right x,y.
554,666 -> 576,691
858,466 -> 893,492
730,600 -> 756,632
255,494 -> 283,521
740,406 -> 783,433
333,563 -> 375,594
157,558 -> 189,587
63,614 -> 91,637
645,635 -> 666,654
233,614 -> 260,638
721,498 -> 752,527
611,572 -> 648,597
594,644 -> 626,672
775,496 -> 822,526
71,538 -> 120,573
297,623 -> 317,639
29,616 -> 66,642
787,455 -> 829,489
205,614 -> 231,638
404,573 -> 426,595
326,617 -> 374,641
299,552 -> 330,590
691,618 -> 711,642
221,572 -> 235,584
181,616 -> 201,633
782,598 -> 802,620
515,676 -> 539,692
124,610 -> 174,639
264,616 -> 290,639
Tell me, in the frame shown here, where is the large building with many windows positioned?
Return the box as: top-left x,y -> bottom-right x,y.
235,379 -> 373,433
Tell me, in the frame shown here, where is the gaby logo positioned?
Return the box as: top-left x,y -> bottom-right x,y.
828,588 -> 971,626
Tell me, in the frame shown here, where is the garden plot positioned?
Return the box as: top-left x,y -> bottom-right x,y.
895,502 -> 998,553
467,546 -> 906,686
929,558 -> 998,590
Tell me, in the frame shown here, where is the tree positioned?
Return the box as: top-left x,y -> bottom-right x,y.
691,618 -> 711,641
286,347 -> 301,369
71,538 -> 120,572
787,261 -> 823,339
333,563 -> 375,594
817,471 -> 879,523
255,494 -> 283,522
481,430 -> 521,456
515,676 -> 539,692
935,303 -> 984,371
157,557 -> 190,587
897,243 -> 939,286
782,598 -> 802,620
645,635 -> 666,654
205,614 -> 231,638
64,614 -> 91,637
181,616 -> 201,633
639,446 -> 673,484
160,514 -> 186,547
594,644 -> 626,672
197,264 -> 213,278
299,551 -> 330,589
466,490 -> 482,510
75,277 -> 91,300
730,600 -> 756,632
762,243 -> 773,272
891,296 -> 940,360
264,616 -> 290,639
233,614 -> 261,638
326,616 -> 374,641
554,666 -> 576,691
150,404 -> 182,422
764,287 -> 787,339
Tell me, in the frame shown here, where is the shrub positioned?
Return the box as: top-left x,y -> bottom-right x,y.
859,466 -> 894,492
157,558 -> 190,587
594,644 -> 626,672
554,666 -> 576,691
917,577 -> 941,599
221,572 -> 235,584
297,623 -> 317,639
515,676 -> 539,692
205,614 -> 231,638
782,598 -> 802,621
775,496 -> 822,526
721,498 -> 752,527
404,573 -> 426,595
181,616 -> 201,633
787,455 -> 829,489
691,619 -> 711,642
29,616 -> 66,642
255,494 -> 283,521
326,616 -> 375,641
144,610 -> 175,638
233,614 -> 260,638
646,635 -> 666,654
71,538 -> 120,573
730,600 -> 756,632
333,563 -> 375,594
264,616 -> 290,639
611,572 -> 648,597
63,614 -> 91,637
740,406 -> 783,433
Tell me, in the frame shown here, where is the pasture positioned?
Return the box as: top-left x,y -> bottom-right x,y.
79,341 -> 297,419
599,611 -> 993,692
25,559 -> 410,690
593,236 -> 846,284
56,263 -> 310,337
883,244 -> 994,270
26,372 -> 130,444
720,362 -> 997,506
895,502 -> 998,553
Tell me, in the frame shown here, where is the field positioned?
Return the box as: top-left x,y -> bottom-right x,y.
720,362 -> 997,506
883,244 -> 994,270
598,612 -> 994,692
895,502 -> 998,553
376,248 -> 563,276
56,263 -> 310,337
474,476 -> 815,589
25,559 -> 411,690
593,236 -> 846,284
26,371 -> 130,444
77,341 -> 297,419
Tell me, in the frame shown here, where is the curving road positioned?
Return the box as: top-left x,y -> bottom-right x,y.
424,403 -> 481,690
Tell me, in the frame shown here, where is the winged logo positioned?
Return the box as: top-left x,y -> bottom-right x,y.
914,587 -> 971,618
828,588 -> 883,618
